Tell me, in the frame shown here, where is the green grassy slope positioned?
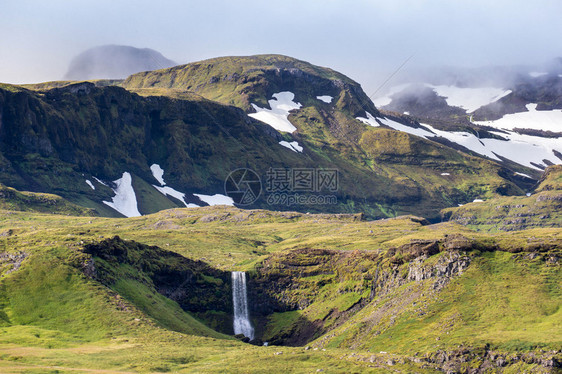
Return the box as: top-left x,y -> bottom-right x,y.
0,183 -> 95,216
442,165 -> 562,231
122,54 -> 366,112
0,205 -> 560,372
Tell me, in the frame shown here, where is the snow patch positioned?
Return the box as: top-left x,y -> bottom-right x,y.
85,179 -> 95,190
150,164 -> 166,186
249,92 -> 301,133
103,172 -> 141,217
379,117 -> 437,139
356,112 -> 380,127
93,177 -> 108,186
529,72 -> 547,78
149,163 -> 199,207
422,123 -> 502,161
515,172 -> 533,179
479,131 -> 561,170
429,85 -> 512,113
194,193 -> 234,206
441,173 -> 450,176
370,113 -> 560,170
316,95 -> 333,103
474,104 -> 562,132
473,199 -> 484,203
380,117 -> 497,163
153,185 -> 199,208
279,140 -> 303,153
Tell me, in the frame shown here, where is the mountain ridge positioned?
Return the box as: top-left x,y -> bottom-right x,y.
0,54 -> 545,220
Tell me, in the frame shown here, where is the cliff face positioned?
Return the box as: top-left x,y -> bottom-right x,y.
247,236 -> 476,346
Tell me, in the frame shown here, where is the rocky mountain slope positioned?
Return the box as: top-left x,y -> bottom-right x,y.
376,63 -> 562,176
0,55 -> 533,220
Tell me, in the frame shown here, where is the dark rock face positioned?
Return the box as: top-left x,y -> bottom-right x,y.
64,45 -> 177,80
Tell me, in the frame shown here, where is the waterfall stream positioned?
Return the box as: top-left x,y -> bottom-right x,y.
231,271 -> 254,340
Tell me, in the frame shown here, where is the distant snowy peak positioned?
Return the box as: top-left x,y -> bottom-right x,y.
357,111 -> 561,171
249,91 -> 301,133
376,83 -> 511,114
428,85 -> 512,113
473,103 -> 562,132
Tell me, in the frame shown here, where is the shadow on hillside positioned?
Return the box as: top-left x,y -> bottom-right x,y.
82,236 -> 310,344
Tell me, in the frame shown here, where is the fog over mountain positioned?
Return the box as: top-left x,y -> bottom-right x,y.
64,45 -> 177,80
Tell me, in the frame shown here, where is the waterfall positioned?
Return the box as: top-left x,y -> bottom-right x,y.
232,271 -> 254,340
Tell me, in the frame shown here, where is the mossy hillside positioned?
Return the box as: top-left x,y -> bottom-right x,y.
0,245 -> 393,374
0,82 -> 391,220
312,250 -> 561,353
0,206 -> 560,372
19,79 -> 124,91
83,236 -> 234,334
0,210 -> 489,373
0,82 -> 524,221
442,165 -> 562,231
0,183 -> 94,216
122,54 -> 527,220
121,54 -> 374,114
536,164 -> 562,192
251,232 -> 561,350
0,82 -> 313,215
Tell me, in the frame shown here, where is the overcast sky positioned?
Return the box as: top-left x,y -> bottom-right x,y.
1,0 -> 561,93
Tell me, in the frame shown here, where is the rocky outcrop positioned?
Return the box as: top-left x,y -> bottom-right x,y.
250,239 -> 475,346
0,250 -> 28,276
407,251 -> 471,290
423,347 -> 562,373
